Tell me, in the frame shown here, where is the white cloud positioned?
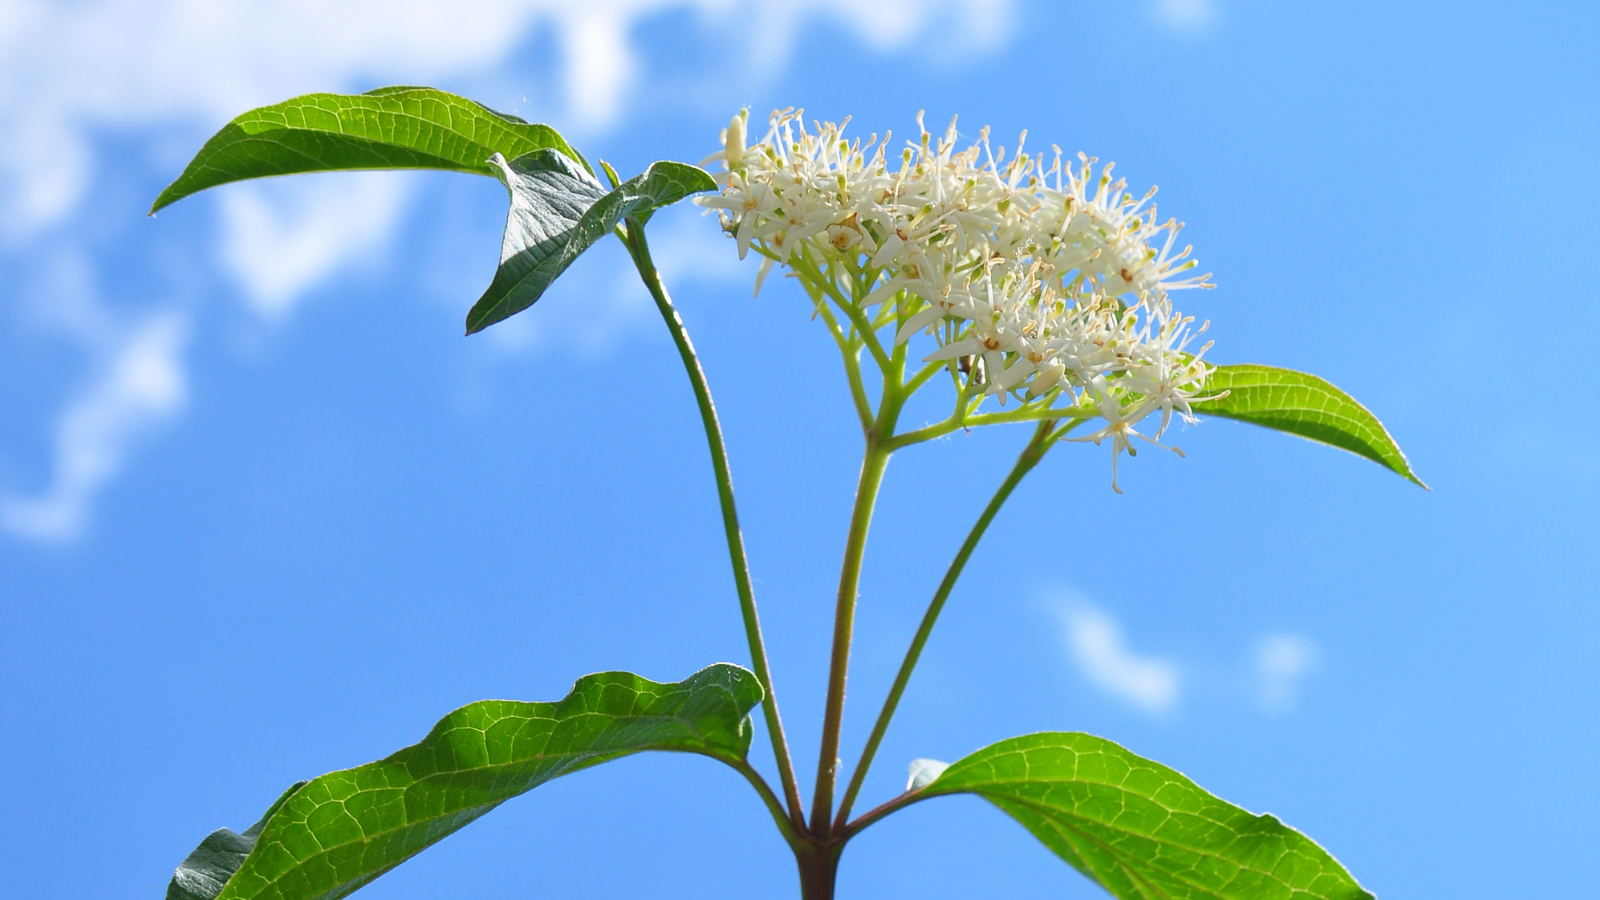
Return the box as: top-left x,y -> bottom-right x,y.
1255,633 -> 1320,714
2,312 -> 188,543
0,0 -> 1014,543
1151,0 -> 1215,33
743,0 -> 1013,64
0,0 -> 1014,237
1062,603 -> 1180,714
218,173 -> 413,318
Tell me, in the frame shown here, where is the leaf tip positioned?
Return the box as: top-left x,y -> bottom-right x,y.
463,304 -> 496,336
149,190 -> 177,216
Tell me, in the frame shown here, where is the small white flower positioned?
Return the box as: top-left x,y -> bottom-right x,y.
696,108 -> 1220,491
1067,388 -> 1186,494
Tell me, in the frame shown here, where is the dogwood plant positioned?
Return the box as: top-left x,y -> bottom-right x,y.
154,88 -> 1421,900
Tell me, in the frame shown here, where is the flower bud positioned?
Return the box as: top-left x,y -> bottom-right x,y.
725,112 -> 746,168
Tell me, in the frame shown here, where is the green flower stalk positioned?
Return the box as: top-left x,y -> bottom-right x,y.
690,110 -> 1234,891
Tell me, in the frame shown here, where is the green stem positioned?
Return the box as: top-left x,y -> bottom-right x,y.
727,758 -> 802,847
622,221 -> 806,831
842,785 -> 929,840
833,420 -> 1058,831
795,839 -> 842,900
791,255 -> 891,371
902,358 -> 948,397
805,286 -> 875,431
886,401 -> 1092,450
809,436 -> 893,836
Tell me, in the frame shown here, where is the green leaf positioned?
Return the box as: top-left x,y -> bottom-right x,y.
167,664 -> 763,900
920,733 -> 1374,900
464,154 -> 716,334
1196,364 -> 1425,488
168,782 -> 307,900
151,87 -> 585,214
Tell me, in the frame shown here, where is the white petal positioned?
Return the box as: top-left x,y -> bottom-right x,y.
862,280 -> 903,308
1027,363 -> 1065,398
870,232 -> 904,269
752,257 -> 776,297
736,214 -> 756,260
894,306 -> 945,345
990,358 -> 1036,391
924,337 -> 984,361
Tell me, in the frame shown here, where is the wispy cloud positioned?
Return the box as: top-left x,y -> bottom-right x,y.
2,283 -> 188,542
218,173 -> 413,319
1255,633 -> 1320,714
1048,591 -> 1325,716
0,0 -> 1013,543
1061,602 -> 1180,714
0,0 -> 1014,237
1151,0 -> 1216,34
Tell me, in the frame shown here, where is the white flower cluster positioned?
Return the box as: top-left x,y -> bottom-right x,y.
696,108 -> 1218,490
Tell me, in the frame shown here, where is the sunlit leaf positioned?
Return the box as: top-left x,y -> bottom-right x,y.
167,783 -> 306,900
151,87 -> 584,213
920,733 -> 1373,900
1197,364 -> 1424,487
166,664 -> 762,900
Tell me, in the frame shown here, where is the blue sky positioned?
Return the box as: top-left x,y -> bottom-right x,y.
2,0 -> 1596,897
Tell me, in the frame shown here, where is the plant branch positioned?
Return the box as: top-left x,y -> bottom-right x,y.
902,358 -> 948,397
809,435 -> 893,837
805,286 -> 875,431
791,255 -> 891,372
833,419 -> 1059,830
726,757 -> 804,848
833,293 -> 893,373
623,220 -> 806,830
842,787 -> 931,841
964,402 -> 1096,429
885,400 -> 1093,450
